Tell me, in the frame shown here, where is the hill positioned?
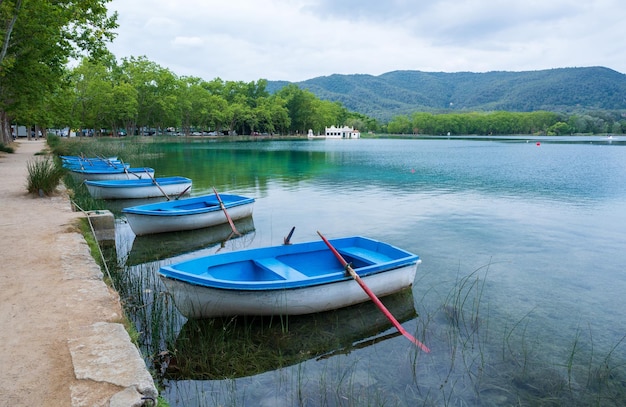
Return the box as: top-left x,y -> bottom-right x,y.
266,67 -> 626,121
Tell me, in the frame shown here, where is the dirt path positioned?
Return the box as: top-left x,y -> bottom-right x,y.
0,140 -> 156,406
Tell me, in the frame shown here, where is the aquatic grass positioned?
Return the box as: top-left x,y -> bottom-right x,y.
149,260 -> 626,407
26,156 -> 66,195
46,134 -> 62,150
50,136 -> 156,163
402,261 -> 626,407
76,211 -> 626,406
62,172 -> 109,212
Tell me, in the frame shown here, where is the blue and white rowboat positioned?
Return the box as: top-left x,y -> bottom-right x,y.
122,193 -> 255,236
158,236 -> 421,318
85,176 -> 192,199
69,167 -> 155,181
61,156 -> 127,170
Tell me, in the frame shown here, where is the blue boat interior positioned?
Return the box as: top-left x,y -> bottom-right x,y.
174,201 -> 219,210
159,237 -> 419,290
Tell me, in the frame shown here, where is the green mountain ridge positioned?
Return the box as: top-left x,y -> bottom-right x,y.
266,67 -> 626,121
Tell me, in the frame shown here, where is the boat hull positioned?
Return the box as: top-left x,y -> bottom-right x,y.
158,236 -> 421,318
85,176 -> 192,199
70,167 -> 155,181
161,262 -> 418,318
122,194 -> 255,235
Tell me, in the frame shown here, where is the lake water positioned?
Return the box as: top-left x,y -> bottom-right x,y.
114,136 -> 626,406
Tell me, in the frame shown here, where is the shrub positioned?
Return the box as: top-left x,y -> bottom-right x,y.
26,157 -> 66,196
0,143 -> 14,153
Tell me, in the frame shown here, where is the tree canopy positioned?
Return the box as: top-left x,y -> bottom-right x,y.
0,0 -> 117,143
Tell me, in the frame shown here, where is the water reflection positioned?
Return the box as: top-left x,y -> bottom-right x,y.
165,289 -> 417,380
120,216 -> 256,266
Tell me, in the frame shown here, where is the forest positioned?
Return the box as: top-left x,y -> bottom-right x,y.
30,56 -> 371,139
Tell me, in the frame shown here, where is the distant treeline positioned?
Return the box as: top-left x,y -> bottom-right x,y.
384,110 -> 625,136
2,56 -> 374,143
271,67 -> 626,122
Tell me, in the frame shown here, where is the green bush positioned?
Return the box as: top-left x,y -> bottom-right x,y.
26,157 -> 66,196
46,134 -> 62,150
0,143 -> 14,153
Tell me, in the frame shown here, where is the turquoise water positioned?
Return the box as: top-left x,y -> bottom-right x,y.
116,136 -> 626,406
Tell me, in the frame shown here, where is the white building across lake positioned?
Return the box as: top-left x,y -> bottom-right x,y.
307,126 -> 361,139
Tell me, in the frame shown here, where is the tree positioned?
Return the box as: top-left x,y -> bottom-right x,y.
547,121 -> 571,136
119,56 -> 178,135
0,0 -> 118,144
276,84 -> 317,134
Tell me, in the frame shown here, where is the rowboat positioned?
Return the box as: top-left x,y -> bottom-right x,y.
165,289 -> 417,379
60,155 -> 120,164
61,156 -> 126,169
63,161 -> 128,170
122,193 -> 255,236
122,216 -> 255,266
69,167 -> 155,181
84,176 -> 192,199
158,236 -> 421,318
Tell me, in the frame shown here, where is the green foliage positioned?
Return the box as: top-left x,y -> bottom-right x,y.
50,135 -> 153,164
26,157 -> 66,196
267,67 -> 626,124
547,121 -> 572,136
46,134 -> 62,150
0,0 -> 118,144
62,171 -> 108,212
40,59 -> 359,138
387,110 -> 562,135
0,143 -> 14,153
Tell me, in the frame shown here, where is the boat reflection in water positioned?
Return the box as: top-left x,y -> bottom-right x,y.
164,289 -> 418,380
122,216 -> 256,266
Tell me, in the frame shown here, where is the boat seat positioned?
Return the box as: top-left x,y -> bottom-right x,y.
253,258 -> 309,281
337,247 -> 391,265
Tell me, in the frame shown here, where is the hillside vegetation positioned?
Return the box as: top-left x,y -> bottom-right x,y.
267,67 -> 626,121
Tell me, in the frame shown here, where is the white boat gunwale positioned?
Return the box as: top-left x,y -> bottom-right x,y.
122,194 -> 254,217
84,176 -> 191,189
70,166 -> 154,175
160,264 -> 418,317
84,176 -> 193,199
158,236 -> 420,291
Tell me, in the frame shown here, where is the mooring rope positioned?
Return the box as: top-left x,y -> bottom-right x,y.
71,200 -> 115,291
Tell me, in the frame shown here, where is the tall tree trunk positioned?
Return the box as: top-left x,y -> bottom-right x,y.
0,0 -> 23,68
0,111 -> 11,144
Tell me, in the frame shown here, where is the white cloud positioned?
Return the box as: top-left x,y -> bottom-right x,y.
172,37 -> 204,47
107,0 -> 626,82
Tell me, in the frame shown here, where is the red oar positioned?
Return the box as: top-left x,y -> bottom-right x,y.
317,231 -> 430,353
213,187 -> 240,235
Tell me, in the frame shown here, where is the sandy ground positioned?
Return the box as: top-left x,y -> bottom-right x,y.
0,139 -> 156,406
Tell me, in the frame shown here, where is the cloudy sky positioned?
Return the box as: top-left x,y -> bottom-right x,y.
106,0 -> 625,83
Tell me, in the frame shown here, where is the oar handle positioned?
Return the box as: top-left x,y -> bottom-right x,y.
175,185 -> 191,200
213,187 -> 240,235
146,169 -> 171,200
317,231 -> 430,353
284,226 -> 296,245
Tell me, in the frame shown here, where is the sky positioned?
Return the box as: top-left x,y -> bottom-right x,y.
106,0 -> 626,83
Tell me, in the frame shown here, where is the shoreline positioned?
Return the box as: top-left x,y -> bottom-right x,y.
0,139 -> 157,406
